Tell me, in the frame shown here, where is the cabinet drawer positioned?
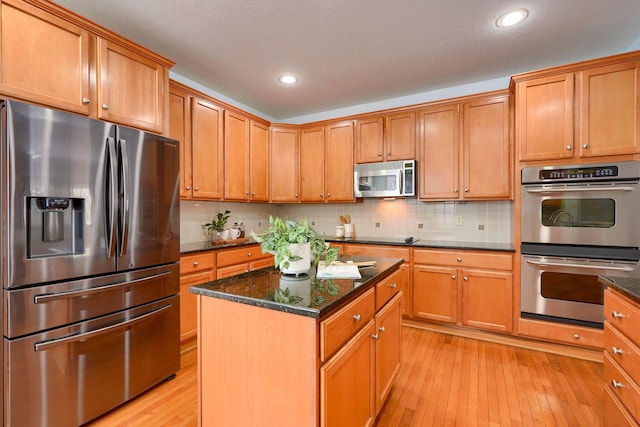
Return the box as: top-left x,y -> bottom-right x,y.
605,322 -> 640,384
343,244 -> 410,261
413,249 -> 512,270
217,264 -> 250,279
217,244 -> 266,267
376,269 -> 401,312
321,288 -> 375,363
605,289 -> 640,345
180,252 -> 215,275
605,352 -> 640,421
604,385 -> 640,427
250,257 -> 274,271
518,317 -> 603,349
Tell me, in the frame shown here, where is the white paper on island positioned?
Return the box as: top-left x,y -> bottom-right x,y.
316,262 -> 362,279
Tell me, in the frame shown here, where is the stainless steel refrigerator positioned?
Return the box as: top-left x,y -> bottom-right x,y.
0,100 -> 181,426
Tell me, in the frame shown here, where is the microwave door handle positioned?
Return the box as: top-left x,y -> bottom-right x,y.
106,137 -> 118,258
118,138 -> 129,257
398,169 -> 404,195
525,186 -> 635,194
525,259 -> 635,272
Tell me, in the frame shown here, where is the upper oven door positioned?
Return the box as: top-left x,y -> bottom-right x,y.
521,181 -> 640,247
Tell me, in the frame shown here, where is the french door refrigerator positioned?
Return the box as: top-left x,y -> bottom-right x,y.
0,100 -> 181,426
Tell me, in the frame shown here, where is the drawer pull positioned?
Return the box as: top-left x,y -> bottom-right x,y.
612,346 -> 624,355
463,276 -> 468,281
611,311 -> 625,319
247,253 -> 252,257
573,334 -> 580,340
82,97 -> 91,104
389,283 -> 397,289
457,257 -> 462,262
193,261 -> 199,267
611,380 -> 623,389
352,314 -> 362,322
372,334 -> 380,340
378,326 -> 386,333
451,275 -> 456,280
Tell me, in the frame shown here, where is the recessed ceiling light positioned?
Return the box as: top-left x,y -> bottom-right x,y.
496,9 -> 528,28
279,75 -> 299,85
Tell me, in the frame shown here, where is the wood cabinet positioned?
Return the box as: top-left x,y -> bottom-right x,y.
514,56 -> 640,162
300,120 -> 355,203
0,0 -> 172,133
517,317 -> 603,349
413,249 -> 513,333
418,92 -> 512,200
179,252 -> 216,342
373,292 -> 402,413
270,125 -> 300,202
603,288 -> 640,425
224,111 -> 270,201
355,111 -> 416,163
169,81 -> 224,200
343,244 -> 411,317
216,244 -> 273,278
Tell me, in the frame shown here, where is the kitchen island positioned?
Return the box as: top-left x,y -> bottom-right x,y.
190,255 -> 403,427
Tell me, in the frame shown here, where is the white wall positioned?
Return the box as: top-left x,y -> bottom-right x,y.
180,199 -> 512,244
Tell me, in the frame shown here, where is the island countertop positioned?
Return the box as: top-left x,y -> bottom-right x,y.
189,255 -> 403,319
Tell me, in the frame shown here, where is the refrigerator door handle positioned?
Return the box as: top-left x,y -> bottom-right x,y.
119,138 -> 130,257
106,137 -> 118,258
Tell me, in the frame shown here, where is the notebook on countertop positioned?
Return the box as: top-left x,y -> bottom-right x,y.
316,261 -> 362,279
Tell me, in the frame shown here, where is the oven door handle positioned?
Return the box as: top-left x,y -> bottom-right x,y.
525,186 -> 635,194
525,259 -> 636,272
33,303 -> 171,352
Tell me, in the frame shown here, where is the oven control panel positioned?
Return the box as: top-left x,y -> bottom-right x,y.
522,160 -> 640,184
538,165 -> 618,180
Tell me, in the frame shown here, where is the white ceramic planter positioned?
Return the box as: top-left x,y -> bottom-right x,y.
280,242 -> 311,275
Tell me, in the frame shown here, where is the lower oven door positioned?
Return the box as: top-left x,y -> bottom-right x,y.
521,254 -> 640,326
3,295 -> 180,427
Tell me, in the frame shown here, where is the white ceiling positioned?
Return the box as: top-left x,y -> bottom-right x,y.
54,0 -> 640,122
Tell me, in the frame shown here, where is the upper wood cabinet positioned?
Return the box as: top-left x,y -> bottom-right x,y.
270,126 -> 300,202
418,92 -> 512,201
224,111 -> 270,202
0,0 -> 172,133
355,111 -> 416,163
514,55 -> 640,163
170,81 -> 224,200
300,120 -> 356,203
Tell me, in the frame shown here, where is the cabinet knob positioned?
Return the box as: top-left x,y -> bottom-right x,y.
295,193 -> 299,198
611,380 -> 623,389
186,185 -> 191,190
352,314 -> 361,322
573,334 -> 580,340
612,346 -> 624,355
378,326 -> 386,333
327,192 -> 331,197
247,253 -> 252,257
464,188 -> 469,193
457,257 -> 462,262
463,276 -> 468,281
320,193 -> 324,197
251,192 -> 255,196
82,97 -> 91,104
583,144 -> 589,149
193,261 -> 199,267
372,334 -> 380,340
387,152 -> 391,156
102,103 -> 110,110
566,145 -> 572,150
389,283 -> 397,289
454,188 -> 459,193
377,152 -> 382,157
194,186 -> 199,191
612,310 -> 625,319
451,275 -> 456,280
246,191 -> 250,195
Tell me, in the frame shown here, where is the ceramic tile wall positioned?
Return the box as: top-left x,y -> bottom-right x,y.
180,199 -> 513,244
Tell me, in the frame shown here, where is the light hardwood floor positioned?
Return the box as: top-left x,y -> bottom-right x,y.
86,326 -> 603,426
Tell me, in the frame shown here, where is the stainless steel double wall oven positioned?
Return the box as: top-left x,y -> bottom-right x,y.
521,161 -> 640,327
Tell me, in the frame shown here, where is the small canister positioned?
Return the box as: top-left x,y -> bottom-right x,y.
335,225 -> 345,238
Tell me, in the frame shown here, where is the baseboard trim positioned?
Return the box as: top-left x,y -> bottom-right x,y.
402,319 -> 603,363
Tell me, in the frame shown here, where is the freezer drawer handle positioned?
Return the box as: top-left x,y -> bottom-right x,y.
34,303 -> 172,352
33,271 -> 172,304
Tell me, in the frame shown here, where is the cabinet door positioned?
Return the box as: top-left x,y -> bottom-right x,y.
462,95 -> 511,199
191,97 -> 224,199
169,87 -> 192,199
355,116 -> 385,163
385,111 -> 416,160
579,61 -> 640,157
321,320 -> 375,427
418,104 -> 459,199
300,126 -> 326,202
413,265 -> 458,323
224,110 -> 250,201
179,253 -> 215,342
0,0 -> 92,115
249,121 -> 270,201
97,38 -> 165,133
325,121 -> 355,202
516,74 -> 574,161
374,293 -> 402,414
270,127 -> 300,202
461,269 -> 513,333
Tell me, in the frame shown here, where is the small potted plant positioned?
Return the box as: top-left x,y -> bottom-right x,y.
203,210 -> 231,241
250,216 -> 339,274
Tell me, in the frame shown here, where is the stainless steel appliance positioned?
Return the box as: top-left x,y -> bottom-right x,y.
1,101 -> 180,426
520,161 -> 640,327
354,159 -> 416,198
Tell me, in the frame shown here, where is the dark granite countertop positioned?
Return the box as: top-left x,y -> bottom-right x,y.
326,236 -> 515,252
599,276 -> 640,304
190,255 -> 403,319
180,239 -> 258,254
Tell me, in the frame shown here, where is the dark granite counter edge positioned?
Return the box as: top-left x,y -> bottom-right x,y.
190,257 -> 404,319
599,276 -> 640,304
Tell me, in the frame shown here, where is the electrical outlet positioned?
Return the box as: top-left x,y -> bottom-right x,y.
478,224 -> 485,231
311,221 -> 316,226
375,222 -> 381,228
417,223 -> 424,229
258,221 -> 262,227
455,215 -> 463,226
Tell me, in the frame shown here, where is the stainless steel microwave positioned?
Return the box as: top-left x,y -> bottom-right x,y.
354,160 -> 416,198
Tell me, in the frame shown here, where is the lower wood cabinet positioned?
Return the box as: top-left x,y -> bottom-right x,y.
179,252 -> 215,342
216,243 -> 273,278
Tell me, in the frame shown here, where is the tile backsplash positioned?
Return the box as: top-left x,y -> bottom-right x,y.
180,199 -> 512,244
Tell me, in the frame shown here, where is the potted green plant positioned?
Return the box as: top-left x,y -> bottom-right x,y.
250,216 -> 339,274
203,210 -> 231,241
